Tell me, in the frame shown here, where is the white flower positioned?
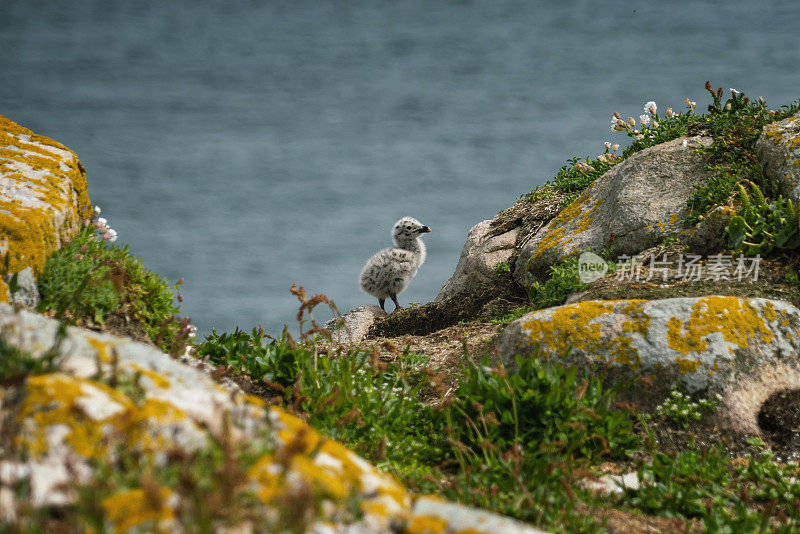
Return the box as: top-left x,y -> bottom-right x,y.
644,101 -> 657,115
730,88 -> 740,96
611,116 -> 621,130
97,217 -> 107,226
639,114 -> 651,127
604,141 -> 612,150
682,139 -> 688,149
611,143 -> 619,152
94,205 -> 101,215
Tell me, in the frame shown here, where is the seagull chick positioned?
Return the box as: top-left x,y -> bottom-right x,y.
359,217 -> 431,311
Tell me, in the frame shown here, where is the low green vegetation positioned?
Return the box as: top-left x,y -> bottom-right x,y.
524,82 -> 800,231
628,438 -> 800,531
492,260 -> 511,276
196,324 -> 640,531
649,387 -> 722,429
726,181 -> 800,255
37,227 -> 189,354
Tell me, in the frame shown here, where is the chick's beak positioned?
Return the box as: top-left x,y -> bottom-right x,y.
420,226 -> 431,233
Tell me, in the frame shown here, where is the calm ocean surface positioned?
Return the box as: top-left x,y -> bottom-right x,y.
1,1 -> 798,337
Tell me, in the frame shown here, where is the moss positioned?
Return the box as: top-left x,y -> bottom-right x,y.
0,115 -> 92,285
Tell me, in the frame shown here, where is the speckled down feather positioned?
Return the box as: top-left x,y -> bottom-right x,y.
360,217 -> 430,310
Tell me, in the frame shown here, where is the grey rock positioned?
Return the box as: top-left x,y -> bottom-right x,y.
325,305 -> 386,343
412,496 -> 549,534
4,266 -> 39,308
435,219 -> 518,302
496,296 -> 800,433
686,205 -> 736,254
515,135 -> 713,285
756,111 -> 800,205
579,472 -> 640,495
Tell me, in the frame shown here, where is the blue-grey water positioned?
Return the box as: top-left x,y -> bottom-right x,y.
1,1 -> 798,337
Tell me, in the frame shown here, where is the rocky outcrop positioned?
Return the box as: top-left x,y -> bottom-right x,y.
497,296 -> 800,433
0,115 -> 91,302
514,135 -> 713,285
435,219 -> 517,302
756,111 -> 800,205
0,304 -> 538,532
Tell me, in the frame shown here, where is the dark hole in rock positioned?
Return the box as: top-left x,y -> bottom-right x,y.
757,388 -> 800,452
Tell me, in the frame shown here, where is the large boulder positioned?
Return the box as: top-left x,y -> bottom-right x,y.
756,111 -> 800,204
0,304 -> 542,533
514,135 -> 713,285
435,219 -> 518,302
496,296 -> 800,434
0,115 -> 91,302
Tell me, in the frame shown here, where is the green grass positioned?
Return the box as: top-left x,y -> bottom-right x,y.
37,227 -> 188,354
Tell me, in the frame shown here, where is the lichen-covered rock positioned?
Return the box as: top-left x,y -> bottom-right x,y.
0,305 -> 539,533
756,111 -> 800,204
409,496 -> 548,534
497,296 -> 800,433
0,115 -> 92,301
325,305 -> 386,343
514,135 -> 712,285
435,219 -> 518,302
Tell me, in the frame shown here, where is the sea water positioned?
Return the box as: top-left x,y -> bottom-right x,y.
1,0 -> 798,337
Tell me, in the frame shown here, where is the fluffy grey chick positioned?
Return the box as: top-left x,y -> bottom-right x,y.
360,217 -> 431,311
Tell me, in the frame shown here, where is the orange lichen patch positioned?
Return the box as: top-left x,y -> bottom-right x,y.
0,114 -> 91,280
86,337 -> 112,363
127,362 -> 171,389
406,515 -> 449,534
17,373 -> 134,458
101,487 -> 175,534
521,300 -> 650,370
666,296 -> 773,356
452,529 -> 487,534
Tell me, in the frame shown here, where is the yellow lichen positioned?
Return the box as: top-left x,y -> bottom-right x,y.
101,487 -> 175,534
17,374 -> 134,458
406,515 -> 449,534
764,301 -> 777,322
87,337 -> 112,363
128,362 -> 171,389
17,373 -> 200,459
666,296 -> 773,356
247,455 -> 284,503
0,114 -> 91,280
291,455 -> 348,499
675,357 -> 702,374
521,299 -> 650,369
